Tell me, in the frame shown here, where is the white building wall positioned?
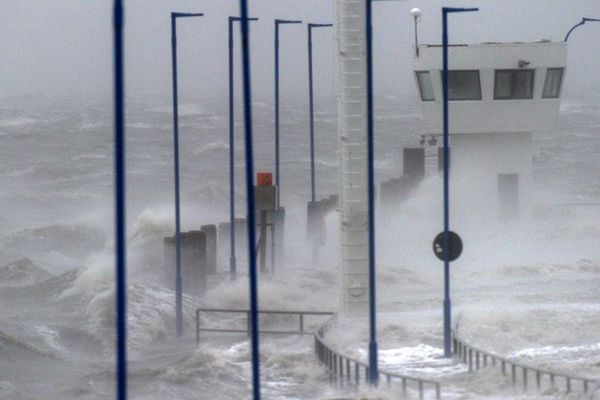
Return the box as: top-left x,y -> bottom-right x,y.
413,42 -> 566,134
336,0 -> 368,314
413,42 -> 566,226
450,132 -> 533,230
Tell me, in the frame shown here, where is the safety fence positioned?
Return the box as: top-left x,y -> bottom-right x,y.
195,308 -> 334,345
453,330 -> 598,396
579,380 -> 600,400
314,316 -> 442,400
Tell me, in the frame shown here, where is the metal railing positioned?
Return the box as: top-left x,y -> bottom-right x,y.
195,308 -> 334,345
579,379 -> 600,400
453,330 -> 598,396
314,316 -> 442,400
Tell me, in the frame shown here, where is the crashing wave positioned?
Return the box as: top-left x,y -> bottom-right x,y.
83,283 -> 200,356
0,258 -> 51,287
193,141 -> 229,155
4,223 -> 106,260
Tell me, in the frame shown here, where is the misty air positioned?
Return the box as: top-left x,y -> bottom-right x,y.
0,1 -> 599,400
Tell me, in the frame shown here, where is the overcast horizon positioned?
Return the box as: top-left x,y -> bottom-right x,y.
1,1 -> 599,102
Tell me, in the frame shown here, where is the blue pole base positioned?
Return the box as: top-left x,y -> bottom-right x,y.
443,297 -> 451,358
176,276 -> 183,337
368,340 -> 379,386
230,256 -> 237,281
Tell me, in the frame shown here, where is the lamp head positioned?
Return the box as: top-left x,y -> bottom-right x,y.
172,12 -> 204,19
410,8 -> 422,22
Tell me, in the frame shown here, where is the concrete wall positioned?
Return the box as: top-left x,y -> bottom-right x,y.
163,231 -> 207,297
201,224 -> 217,274
403,147 -> 425,182
379,175 -> 418,210
217,218 -> 248,269
450,132 -> 533,228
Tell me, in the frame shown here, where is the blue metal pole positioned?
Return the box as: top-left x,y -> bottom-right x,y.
113,1 -> 127,399
441,6 -> 477,359
171,14 -> 183,339
365,0 -> 378,386
228,17 -> 236,282
274,22 -> 280,208
274,19 -> 302,209
171,12 -> 203,337
564,17 -> 600,41
441,7 -> 450,361
308,26 -> 315,204
228,16 -> 258,282
308,23 -> 333,205
239,1 -> 260,398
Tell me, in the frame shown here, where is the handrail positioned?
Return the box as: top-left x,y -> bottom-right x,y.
579,379 -> 600,400
314,316 -> 441,400
453,330 -> 597,395
195,308 -> 334,345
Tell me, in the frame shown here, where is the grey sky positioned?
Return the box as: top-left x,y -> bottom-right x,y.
0,1 -> 598,101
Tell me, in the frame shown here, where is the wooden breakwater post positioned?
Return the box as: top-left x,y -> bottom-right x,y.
163,230 -> 208,297
201,224 -> 217,274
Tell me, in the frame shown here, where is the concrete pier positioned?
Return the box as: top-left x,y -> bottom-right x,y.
306,201 -> 320,241
379,175 -> 421,210
163,230 -> 207,297
274,207 -> 286,267
403,147 -> 425,182
218,218 -> 247,268
201,224 -> 217,274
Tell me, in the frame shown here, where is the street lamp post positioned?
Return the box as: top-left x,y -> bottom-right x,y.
171,11 -> 204,338
441,6 -> 478,358
228,16 -> 258,282
274,19 -> 302,209
238,1 -> 261,399
364,0 -> 409,385
564,17 -> 600,41
410,8 -> 422,57
113,2 -> 126,399
364,0 -> 378,385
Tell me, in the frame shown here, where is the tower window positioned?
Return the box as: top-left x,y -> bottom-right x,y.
416,71 -> 435,101
542,68 -> 564,98
494,69 -> 535,100
441,70 -> 482,101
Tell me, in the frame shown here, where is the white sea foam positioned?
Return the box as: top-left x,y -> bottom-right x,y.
150,103 -> 205,116
127,122 -> 154,130
193,141 -> 229,155
0,117 -> 36,127
0,165 -> 37,177
0,258 -> 51,287
34,325 -> 67,355
72,152 -> 108,161
1,94 -> 598,399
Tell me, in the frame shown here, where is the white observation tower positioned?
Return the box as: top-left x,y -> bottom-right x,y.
413,41 -> 567,223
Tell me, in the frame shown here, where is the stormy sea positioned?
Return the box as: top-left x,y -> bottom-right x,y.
0,91 -> 598,399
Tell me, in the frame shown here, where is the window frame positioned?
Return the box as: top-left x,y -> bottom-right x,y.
493,69 -> 535,100
542,67 -> 564,99
415,70 -> 435,102
440,69 -> 483,101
